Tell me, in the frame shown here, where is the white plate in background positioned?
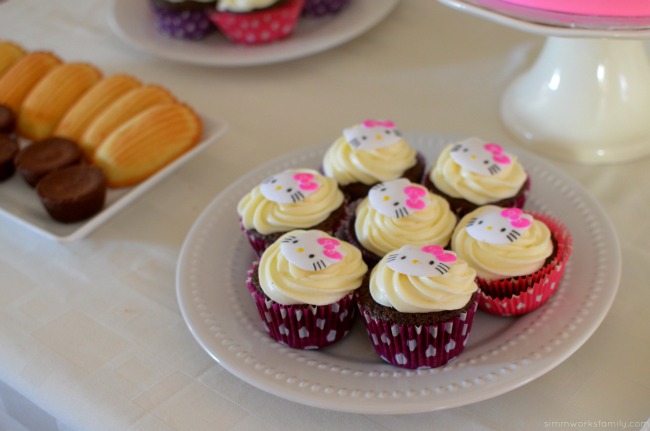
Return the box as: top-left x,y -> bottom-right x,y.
109,0 -> 399,66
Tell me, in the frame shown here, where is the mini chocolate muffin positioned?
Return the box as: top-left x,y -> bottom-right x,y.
0,134 -> 19,181
0,104 -> 16,134
36,165 -> 106,223
14,137 -> 82,187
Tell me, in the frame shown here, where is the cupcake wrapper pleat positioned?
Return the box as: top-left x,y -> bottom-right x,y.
358,297 -> 479,369
477,212 -> 573,316
246,262 -> 356,349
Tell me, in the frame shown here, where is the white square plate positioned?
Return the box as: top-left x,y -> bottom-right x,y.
0,116 -> 227,242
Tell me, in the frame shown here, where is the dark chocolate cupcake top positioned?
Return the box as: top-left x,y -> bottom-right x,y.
36,165 -> 106,223
14,137 -> 82,186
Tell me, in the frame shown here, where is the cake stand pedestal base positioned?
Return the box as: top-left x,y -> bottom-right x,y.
501,37 -> 650,164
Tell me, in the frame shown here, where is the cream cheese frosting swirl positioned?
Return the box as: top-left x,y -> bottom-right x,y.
237,168 -> 344,235
322,126 -> 418,186
369,246 -> 477,313
354,183 -> 457,257
259,230 -> 368,305
451,205 -> 553,281
429,140 -> 527,205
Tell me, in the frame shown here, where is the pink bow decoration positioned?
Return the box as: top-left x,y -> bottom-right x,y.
293,173 -> 319,191
500,208 -> 532,228
484,143 -> 511,165
317,237 -> 343,260
403,185 -> 427,210
362,120 -> 395,129
421,245 -> 457,263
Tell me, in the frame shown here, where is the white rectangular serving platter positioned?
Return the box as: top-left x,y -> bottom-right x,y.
0,116 -> 227,242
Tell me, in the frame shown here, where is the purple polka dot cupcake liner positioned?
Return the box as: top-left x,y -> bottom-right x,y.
246,261 -> 357,349
150,2 -> 216,40
358,295 -> 479,369
301,0 -> 350,17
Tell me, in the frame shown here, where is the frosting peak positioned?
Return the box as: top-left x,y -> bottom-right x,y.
370,244 -> 477,313
237,168 -> 344,235
322,121 -> 417,186
259,230 -> 368,305
430,138 -> 527,205
452,205 -> 554,281
355,179 -> 457,257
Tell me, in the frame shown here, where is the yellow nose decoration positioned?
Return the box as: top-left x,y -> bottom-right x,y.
383,196 -> 390,201
376,134 -> 383,140
412,259 -> 419,264
275,185 -> 282,191
297,247 -> 304,253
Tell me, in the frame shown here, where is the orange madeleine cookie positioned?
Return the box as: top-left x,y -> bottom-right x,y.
0,41 -> 27,76
0,51 -> 62,113
54,74 -> 142,143
93,103 -> 202,188
80,85 -> 175,159
17,62 -> 103,141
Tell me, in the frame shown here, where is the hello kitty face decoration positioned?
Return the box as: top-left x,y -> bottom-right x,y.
280,230 -> 345,272
450,137 -> 513,176
386,244 -> 457,277
368,178 -> 429,218
260,169 -> 320,204
465,207 -> 533,245
342,120 -> 403,151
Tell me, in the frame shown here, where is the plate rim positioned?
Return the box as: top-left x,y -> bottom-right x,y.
108,0 -> 400,67
176,131 -> 621,413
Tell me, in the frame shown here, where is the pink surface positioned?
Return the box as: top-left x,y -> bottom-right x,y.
503,0 -> 650,16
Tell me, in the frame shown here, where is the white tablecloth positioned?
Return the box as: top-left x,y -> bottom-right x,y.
1,0 -> 649,430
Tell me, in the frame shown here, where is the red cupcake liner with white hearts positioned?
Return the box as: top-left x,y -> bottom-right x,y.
208,0 -> 305,45
246,261 -> 357,349
477,212 -> 573,317
357,295 -> 479,369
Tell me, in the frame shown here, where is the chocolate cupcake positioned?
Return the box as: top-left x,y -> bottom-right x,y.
451,205 -> 572,316
423,137 -> 530,217
357,244 -> 479,369
14,137 -> 82,187
322,120 -> 426,202
247,230 -> 367,349
36,165 -> 107,223
0,134 -> 19,181
237,168 -> 347,256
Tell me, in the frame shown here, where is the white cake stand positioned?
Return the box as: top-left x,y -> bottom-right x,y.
438,0 -> 650,164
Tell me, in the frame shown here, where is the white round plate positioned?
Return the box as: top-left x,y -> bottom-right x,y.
108,0 -> 399,66
438,0 -> 650,38
176,132 -> 621,414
